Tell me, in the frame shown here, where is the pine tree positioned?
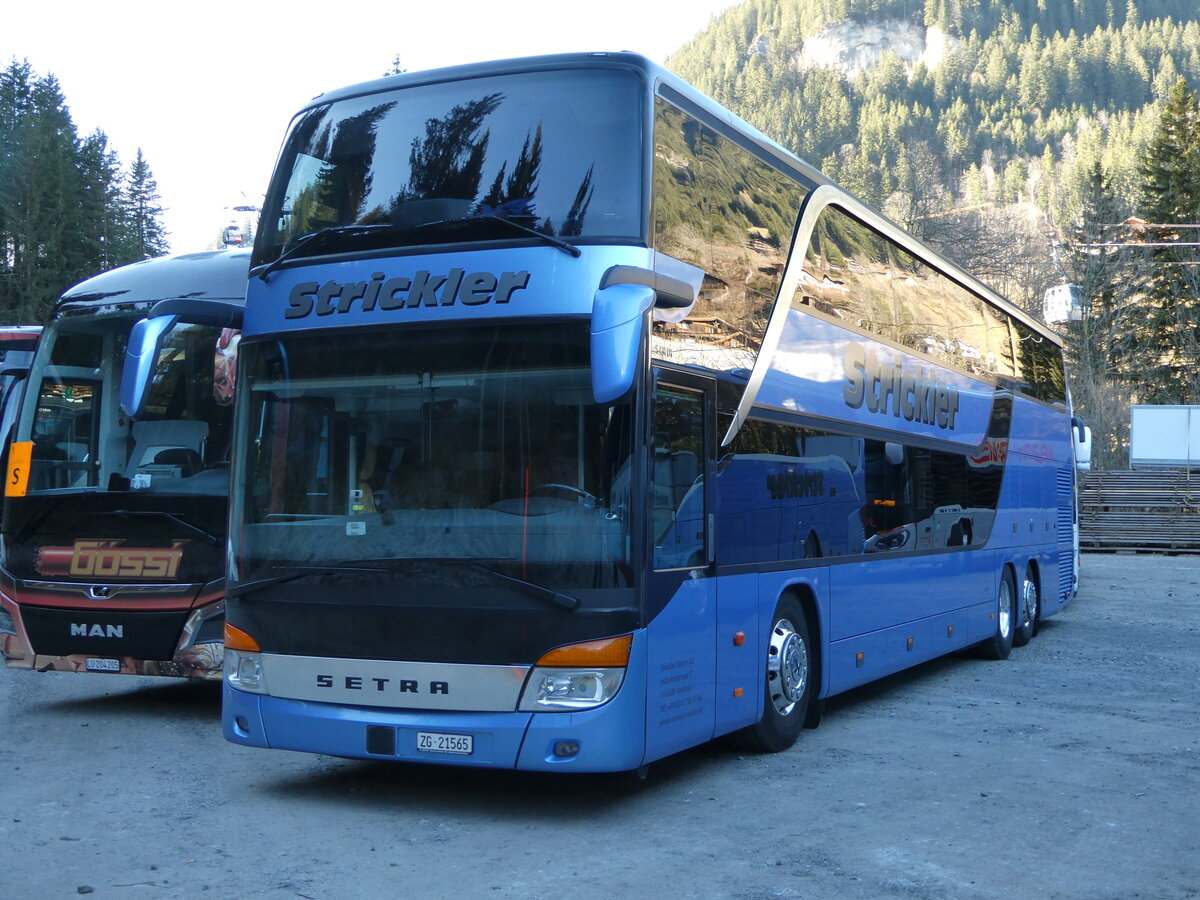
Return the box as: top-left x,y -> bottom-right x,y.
1120,76 -> 1200,402
0,68 -> 82,323
124,148 -> 169,260
383,54 -> 407,77
76,130 -> 124,271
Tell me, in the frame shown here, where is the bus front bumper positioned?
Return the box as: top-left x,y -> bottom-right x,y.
223,675 -> 649,773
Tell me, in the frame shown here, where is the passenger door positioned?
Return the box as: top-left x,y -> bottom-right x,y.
643,370 -> 717,763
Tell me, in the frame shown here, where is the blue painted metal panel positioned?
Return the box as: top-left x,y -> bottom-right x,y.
643,578 -> 716,763
243,245 -> 652,338
829,552 -> 993,641
713,572 -> 762,736
224,683 -> 532,768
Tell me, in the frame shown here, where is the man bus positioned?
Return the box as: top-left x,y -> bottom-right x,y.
0,251 -> 245,679
132,53 -> 1073,770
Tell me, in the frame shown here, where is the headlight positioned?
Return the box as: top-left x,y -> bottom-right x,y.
224,648 -> 267,694
519,667 -> 625,711
517,634 -> 631,712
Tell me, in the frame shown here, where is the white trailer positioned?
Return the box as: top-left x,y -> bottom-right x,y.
1129,405 -> 1200,467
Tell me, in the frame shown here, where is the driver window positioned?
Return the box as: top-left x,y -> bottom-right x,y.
653,384 -> 706,569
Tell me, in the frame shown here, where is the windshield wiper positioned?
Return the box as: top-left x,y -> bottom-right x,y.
414,216 -> 581,258
352,556 -> 581,611
228,564 -> 392,599
95,510 -> 221,546
233,556 -> 581,611
257,224 -> 403,282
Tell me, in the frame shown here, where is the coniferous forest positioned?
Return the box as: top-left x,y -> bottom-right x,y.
0,59 -> 168,325
668,0 -> 1200,466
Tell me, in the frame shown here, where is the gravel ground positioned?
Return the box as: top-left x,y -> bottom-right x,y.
2,552 -> 1198,899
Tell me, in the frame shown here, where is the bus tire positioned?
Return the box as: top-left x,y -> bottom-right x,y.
728,596 -> 811,753
977,567 -> 1015,660
1014,565 -> 1039,647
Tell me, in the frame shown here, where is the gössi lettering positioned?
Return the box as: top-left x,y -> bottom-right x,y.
35,539 -> 187,579
843,342 -> 960,430
285,269 -> 531,319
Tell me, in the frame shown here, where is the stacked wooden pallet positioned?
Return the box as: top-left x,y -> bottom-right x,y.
1078,469 -> 1200,553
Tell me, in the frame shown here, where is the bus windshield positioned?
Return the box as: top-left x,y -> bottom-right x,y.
233,322 -> 635,590
22,311 -> 234,498
252,68 -> 644,267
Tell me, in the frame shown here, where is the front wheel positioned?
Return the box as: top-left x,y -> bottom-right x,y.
727,596 -> 812,752
977,567 -> 1015,660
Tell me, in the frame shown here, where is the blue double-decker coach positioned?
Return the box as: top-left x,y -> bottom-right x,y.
131,52 -> 1077,771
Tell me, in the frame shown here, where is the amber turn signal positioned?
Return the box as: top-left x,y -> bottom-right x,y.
535,634 -> 632,667
224,622 -> 261,652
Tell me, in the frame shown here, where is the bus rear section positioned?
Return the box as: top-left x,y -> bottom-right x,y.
0,251 -> 246,679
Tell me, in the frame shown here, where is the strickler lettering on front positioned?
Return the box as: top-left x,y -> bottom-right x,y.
284,269 -> 531,319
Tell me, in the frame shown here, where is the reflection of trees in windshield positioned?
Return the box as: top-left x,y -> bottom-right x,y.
286,102 -> 396,238
560,164 -> 594,237
390,95 -> 597,238
478,123 -> 542,220
264,71 -> 643,260
397,93 -> 502,204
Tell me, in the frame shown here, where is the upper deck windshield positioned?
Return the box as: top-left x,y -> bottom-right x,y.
252,68 -> 644,268
232,323 -> 635,591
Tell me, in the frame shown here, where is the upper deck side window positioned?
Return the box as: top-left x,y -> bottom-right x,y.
651,96 -> 811,373
795,203 -> 1066,406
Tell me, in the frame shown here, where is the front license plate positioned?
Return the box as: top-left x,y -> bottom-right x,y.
85,657 -> 121,673
416,731 -> 473,755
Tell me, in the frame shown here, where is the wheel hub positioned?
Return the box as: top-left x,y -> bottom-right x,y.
767,618 -> 808,715
1022,578 -> 1037,622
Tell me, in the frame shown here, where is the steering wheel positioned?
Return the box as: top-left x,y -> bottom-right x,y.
531,483 -> 600,508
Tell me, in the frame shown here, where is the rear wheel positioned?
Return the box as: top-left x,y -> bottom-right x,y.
1014,565 -> 1039,647
727,596 -> 811,752
977,568 -> 1015,660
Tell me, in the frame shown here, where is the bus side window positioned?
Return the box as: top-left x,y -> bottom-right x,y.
653,386 -> 706,569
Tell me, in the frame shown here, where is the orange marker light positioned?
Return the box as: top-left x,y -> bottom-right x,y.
536,634 -> 632,667
733,631 -> 745,646
733,687 -> 744,698
224,622 -> 261,652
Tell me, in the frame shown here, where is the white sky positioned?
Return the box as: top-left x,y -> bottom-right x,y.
4,0 -> 738,256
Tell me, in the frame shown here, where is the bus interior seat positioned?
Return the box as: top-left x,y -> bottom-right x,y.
127,420 -> 209,475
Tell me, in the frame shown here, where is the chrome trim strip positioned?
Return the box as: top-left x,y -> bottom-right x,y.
260,654 -> 530,712
18,580 -> 194,599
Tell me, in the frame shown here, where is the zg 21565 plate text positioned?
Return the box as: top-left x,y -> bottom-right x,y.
416,731 -> 473,755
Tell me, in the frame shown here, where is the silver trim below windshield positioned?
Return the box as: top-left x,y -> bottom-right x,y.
259,653 -> 529,712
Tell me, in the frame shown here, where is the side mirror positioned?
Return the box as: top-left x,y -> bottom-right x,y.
591,283 -> 655,404
121,315 -> 179,418
1071,416 -> 1092,471
120,298 -> 245,419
